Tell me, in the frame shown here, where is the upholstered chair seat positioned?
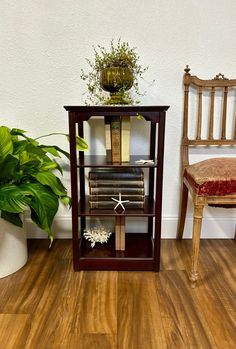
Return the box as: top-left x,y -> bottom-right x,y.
184,157 -> 236,196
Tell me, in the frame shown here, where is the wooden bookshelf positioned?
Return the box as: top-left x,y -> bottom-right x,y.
65,105 -> 169,271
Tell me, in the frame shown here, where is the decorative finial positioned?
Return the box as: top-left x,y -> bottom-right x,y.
213,73 -> 228,80
184,65 -> 191,75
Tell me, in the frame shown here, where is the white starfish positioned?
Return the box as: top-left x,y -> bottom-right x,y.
135,159 -> 154,165
111,192 -> 130,211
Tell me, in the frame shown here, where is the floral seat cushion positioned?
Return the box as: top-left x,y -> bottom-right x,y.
184,157 -> 236,196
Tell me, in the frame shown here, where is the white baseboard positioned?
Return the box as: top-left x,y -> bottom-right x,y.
25,216 -> 236,239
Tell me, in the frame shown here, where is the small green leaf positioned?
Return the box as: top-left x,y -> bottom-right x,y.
66,135 -> 88,151
0,126 -> 13,160
60,195 -> 71,206
10,128 -> 26,136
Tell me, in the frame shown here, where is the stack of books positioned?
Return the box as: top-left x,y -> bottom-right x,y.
88,168 -> 145,209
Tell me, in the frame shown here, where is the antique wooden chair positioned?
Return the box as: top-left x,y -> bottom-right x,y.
177,65 -> 236,287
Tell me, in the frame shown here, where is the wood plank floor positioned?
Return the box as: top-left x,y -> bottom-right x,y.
0,239 -> 235,349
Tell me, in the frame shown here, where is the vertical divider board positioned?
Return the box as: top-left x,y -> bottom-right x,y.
115,216 -> 125,251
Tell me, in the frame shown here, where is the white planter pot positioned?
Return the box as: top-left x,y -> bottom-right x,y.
0,218 -> 28,278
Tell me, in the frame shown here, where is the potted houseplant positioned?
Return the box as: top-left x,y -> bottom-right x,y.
81,39 -> 149,105
0,125 -> 88,277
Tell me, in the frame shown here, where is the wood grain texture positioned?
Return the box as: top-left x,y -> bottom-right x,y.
0,314 -> 30,349
0,239 -> 235,349
118,272 -> 166,349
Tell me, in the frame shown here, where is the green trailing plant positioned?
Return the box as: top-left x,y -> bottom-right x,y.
81,39 -> 149,105
0,126 -> 88,245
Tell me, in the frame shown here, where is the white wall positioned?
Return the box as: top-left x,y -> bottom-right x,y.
1,0 -> 236,238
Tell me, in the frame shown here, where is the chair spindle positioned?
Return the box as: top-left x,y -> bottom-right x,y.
196,87 -> 202,140
221,86 -> 228,140
209,87 -> 215,140
234,110 -> 236,140
183,84 -> 189,139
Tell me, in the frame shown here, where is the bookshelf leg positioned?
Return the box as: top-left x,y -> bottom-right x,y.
148,217 -> 153,236
80,217 -> 86,238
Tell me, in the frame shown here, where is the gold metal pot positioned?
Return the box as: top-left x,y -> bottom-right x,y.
100,66 -> 134,104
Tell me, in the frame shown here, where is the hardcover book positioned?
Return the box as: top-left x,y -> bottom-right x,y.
89,168 -> 144,181
89,180 -> 145,188
89,187 -> 145,195
110,116 -> 121,163
104,116 -> 112,162
89,194 -> 145,201
121,116 -> 131,162
89,200 -> 144,209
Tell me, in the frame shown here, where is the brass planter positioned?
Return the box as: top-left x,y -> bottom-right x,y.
100,66 -> 134,104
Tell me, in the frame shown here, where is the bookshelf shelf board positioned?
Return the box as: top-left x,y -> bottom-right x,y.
78,196 -> 155,216
77,155 -> 158,167
79,233 -> 154,271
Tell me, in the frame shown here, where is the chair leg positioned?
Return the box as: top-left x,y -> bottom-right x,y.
176,182 -> 189,239
188,203 -> 204,288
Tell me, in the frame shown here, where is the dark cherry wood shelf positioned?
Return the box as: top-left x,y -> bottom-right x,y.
77,155 -> 158,167
78,196 -> 156,216
66,105 -> 169,272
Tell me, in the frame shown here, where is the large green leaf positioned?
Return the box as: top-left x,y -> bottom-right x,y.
0,184 -> 32,213
0,154 -> 19,183
13,140 -> 28,155
0,126 -> 13,160
40,146 -> 60,157
39,144 -> 70,159
0,211 -> 23,227
25,142 -> 45,157
21,183 -> 59,239
32,172 -> 67,197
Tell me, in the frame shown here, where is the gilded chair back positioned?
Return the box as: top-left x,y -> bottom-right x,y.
182,65 -> 236,172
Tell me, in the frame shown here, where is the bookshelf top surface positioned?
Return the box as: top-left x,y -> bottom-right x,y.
65,105 -> 169,122
64,105 -> 169,112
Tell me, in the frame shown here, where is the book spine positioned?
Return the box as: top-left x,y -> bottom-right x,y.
110,116 -> 121,163
89,201 -> 144,209
89,187 -> 145,195
89,180 -> 145,188
121,116 -> 131,162
89,194 -> 145,201
104,116 -> 112,162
